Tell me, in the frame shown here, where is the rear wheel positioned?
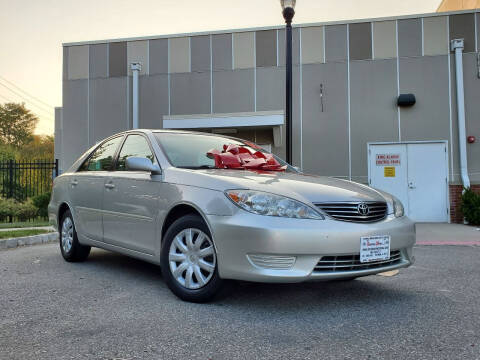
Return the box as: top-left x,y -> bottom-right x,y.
161,214 -> 223,302
59,209 -> 91,262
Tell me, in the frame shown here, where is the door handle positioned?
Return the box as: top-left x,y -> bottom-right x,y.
408,181 -> 416,189
105,183 -> 115,189
70,180 -> 78,186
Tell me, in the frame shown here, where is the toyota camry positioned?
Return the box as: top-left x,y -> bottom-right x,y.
48,130 -> 415,302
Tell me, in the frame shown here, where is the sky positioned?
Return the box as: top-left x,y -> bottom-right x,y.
0,0 -> 441,135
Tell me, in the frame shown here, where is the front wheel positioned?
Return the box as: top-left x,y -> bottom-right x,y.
59,209 -> 91,262
161,214 -> 223,302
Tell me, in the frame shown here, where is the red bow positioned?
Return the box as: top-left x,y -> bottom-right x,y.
206,144 -> 286,171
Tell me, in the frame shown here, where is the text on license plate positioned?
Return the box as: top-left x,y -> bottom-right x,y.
360,235 -> 391,263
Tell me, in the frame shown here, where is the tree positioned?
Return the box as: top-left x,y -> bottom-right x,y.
18,135 -> 54,160
0,102 -> 38,147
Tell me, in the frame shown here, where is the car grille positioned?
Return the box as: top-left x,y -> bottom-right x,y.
315,202 -> 388,223
313,250 -> 402,273
247,254 -> 296,270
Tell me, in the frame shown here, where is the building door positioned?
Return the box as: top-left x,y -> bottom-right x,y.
368,142 -> 449,222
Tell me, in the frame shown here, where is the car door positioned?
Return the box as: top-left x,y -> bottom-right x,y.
68,135 -> 124,242
102,133 -> 161,255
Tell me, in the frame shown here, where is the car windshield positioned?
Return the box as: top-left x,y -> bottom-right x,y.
154,132 -> 296,172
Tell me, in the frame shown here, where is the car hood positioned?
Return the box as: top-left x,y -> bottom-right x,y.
165,168 -> 386,204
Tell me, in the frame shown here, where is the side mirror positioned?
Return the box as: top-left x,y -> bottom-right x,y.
126,157 -> 161,175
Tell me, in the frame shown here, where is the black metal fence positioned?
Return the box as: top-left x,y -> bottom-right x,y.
0,159 -> 58,201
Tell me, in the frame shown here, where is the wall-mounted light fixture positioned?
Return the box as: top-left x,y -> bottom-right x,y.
397,93 -> 416,107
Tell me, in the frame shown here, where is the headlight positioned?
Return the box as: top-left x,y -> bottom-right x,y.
392,196 -> 404,217
225,190 -> 324,220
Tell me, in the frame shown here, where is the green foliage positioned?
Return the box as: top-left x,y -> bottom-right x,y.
32,192 -> 51,218
0,220 -> 49,229
0,198 -> 17,222
461,188 -> 480,225
0,229 -> 51,240
14,199 -> 38,222
0,102 -> 39,147
19,135 -> 54,160
0,143 -> 17,161
0,197 -> 38,222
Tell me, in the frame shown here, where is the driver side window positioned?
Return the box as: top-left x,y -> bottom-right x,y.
116,134 -> 155,171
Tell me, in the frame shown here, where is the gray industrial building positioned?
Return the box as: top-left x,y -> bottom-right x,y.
56,9 -> 480,223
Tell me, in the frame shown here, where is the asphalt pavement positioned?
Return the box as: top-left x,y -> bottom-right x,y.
1,242 -> 479,360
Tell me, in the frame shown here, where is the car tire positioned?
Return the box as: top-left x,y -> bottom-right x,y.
161,214 -> 223,303
59,209 -> 91,262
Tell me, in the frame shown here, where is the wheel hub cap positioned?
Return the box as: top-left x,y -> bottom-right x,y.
61,217 -> 73,253
168,228 -> 216,290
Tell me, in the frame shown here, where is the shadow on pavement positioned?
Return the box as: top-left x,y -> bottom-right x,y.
84,248 -> 419,313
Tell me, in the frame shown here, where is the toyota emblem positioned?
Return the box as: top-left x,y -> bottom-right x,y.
357,203 -> 370,216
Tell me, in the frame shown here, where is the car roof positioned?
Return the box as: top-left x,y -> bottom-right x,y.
115,129 -> 246,143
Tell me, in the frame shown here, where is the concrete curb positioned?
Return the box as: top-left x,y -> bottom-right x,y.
0,232 -> 58,250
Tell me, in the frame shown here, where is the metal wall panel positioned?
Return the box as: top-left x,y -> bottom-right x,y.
63,80 -> 88,168
191,35 -> 210,73
63,47 -> 68,81
67,45 -> 89,80
171,72 -> 211,115
399,56 -> 450,143
169,37 -> 190,73
349,23 -> 372,60
398,19 -> 422,57
212,34 -> 232,71
127,40 -> 149,75
325,25 -> 347,62
449,13 -> 476,53
256,67 -> 284,111
213,69 -> 254,113
109,42 -> 127,77
256,30 -> 277,67
139,75 -> 169,129
89,44 -> 108,79
350,59 -> 399,183
301,26 -> 324,64
233,32 -> 255,69
149,38 -> 168,75
89,77 -> 128,145
463,54 -> 480,183
302,63 -> 349,177
423,16 -> 449,56
278,28 -> 300,65
373,21 -> 397,59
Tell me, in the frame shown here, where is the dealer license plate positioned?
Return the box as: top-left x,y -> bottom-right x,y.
360,235 -> 391,263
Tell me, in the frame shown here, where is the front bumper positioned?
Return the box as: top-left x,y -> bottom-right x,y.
207,213 -> 415,283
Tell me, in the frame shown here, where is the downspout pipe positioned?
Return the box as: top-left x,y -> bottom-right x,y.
130,62 -> 142,129
451,39 -> 470,189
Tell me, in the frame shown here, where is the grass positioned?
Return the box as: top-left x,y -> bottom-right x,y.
0,229 -> 51,239
0,220 -> 50,229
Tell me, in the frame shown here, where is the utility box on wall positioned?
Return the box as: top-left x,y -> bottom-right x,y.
368,141 -> 449,223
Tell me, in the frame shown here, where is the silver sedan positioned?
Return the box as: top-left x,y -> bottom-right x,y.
48,130 -> 415,302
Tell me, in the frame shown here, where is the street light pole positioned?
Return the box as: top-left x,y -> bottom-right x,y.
280,0 -> 296,165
